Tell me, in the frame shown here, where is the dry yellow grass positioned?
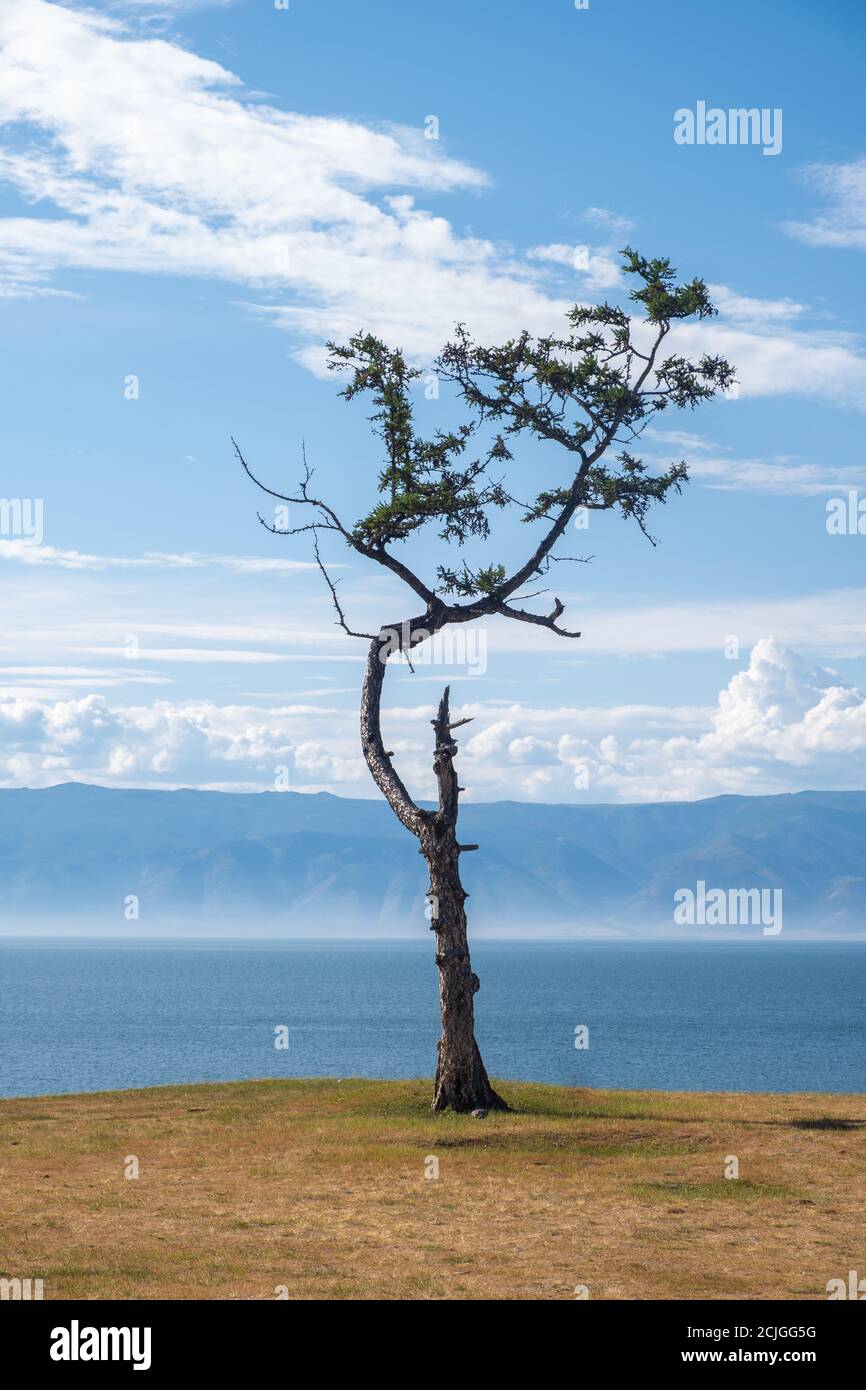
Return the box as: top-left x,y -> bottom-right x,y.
1,1077 -> 864,1300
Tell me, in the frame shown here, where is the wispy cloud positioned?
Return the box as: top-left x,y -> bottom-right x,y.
581,206 -> 636,235
0,0 -> 559,357
2,2 -> 866,408
79,647 -> 302,664
707,284 -> 806,327
783,157 -> 866,251
0,541 -> 333,573
644,428 -> 866,496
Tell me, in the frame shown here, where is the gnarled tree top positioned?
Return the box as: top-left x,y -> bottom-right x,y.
235,248 -> 735,645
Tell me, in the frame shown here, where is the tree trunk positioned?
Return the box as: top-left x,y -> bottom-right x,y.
424,823 -> 507,1112
424,687 -> 508,1113
360,631 -> 507,1113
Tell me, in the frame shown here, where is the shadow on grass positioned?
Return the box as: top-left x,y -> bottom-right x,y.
790,1117 -> 864,1131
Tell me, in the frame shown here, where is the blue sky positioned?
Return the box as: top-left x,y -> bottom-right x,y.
1,0 -> 865,803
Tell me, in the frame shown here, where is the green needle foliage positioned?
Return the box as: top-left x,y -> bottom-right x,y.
240,248 -> 735,630
327,250 -> 735,605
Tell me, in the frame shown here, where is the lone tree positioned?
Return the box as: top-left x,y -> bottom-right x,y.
235,250 -> 734,1113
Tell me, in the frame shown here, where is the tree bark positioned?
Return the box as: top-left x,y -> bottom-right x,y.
424,824 -> 507,1113
360,632 -> 507,1113
424,687 -> 508,1113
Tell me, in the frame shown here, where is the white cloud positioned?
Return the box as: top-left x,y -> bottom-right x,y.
620,281 -> 866,410
643,428 -> 866,496
0,541 -> 329,573
389,590 -> 866,662
784,158 -> 866,250
0,0 -> 563,352
461,639 -> 866,802
81,648 -> 298,664
581,206 -> 636,235
669,317 -> 866,411
526,241 -> 623,290
113,1 -> 237,8
0,691 -> 369,790
2,640 -> 864,803
7,576 -> 866,684
2,2 -> 866,409
686,454 -> 866,496
707,283 -> 805,326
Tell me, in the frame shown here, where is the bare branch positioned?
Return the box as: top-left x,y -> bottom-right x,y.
492,596 -> 580,638
312,536 -> 376,641
232,436 -> 355,544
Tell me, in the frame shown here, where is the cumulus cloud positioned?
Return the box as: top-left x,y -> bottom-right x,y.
2,640 -> 865,803
462,639 -> 866,802
526,241 -> 623,291
0,692 -> 368,791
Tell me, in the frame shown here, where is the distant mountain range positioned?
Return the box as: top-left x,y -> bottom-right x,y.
0,783 -> 864,936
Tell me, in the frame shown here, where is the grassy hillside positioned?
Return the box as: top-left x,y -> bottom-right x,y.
1,1077 -> 864,1300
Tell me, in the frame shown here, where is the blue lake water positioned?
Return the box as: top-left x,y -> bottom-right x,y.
0,938 -> 864,1098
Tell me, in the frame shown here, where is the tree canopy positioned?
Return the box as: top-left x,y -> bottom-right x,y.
236,248 -> 735,648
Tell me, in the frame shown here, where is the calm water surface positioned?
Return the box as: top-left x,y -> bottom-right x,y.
0,938 -> 863,1097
